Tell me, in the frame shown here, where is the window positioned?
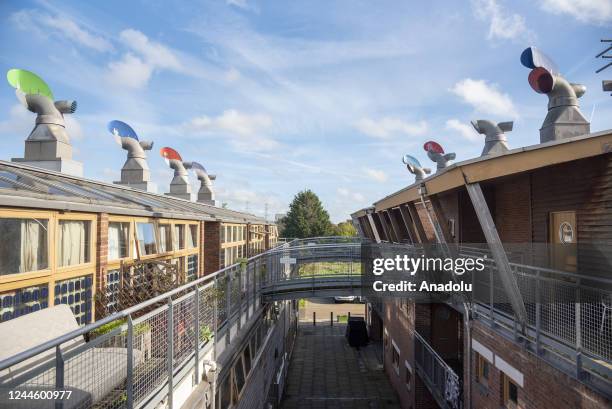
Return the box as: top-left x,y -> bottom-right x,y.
136,222 -> 157,255
158,224 -> 172,253
108,222 -> 129,260
173,224 -> 185,250
234,357 -> 246,397
0,217 -> 48,275
502,374 -> 519,408
392,341 -> 400,375
57,220 -> 91,267
243,345 -> 252,373
476,353 -> 490,387
220,225 -> 225,243
405,361 -> 412,391
187,225 -> 197,248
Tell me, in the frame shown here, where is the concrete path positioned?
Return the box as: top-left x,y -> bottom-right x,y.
281,324 -> 401,409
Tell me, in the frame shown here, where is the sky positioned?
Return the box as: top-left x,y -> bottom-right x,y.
0,0 -> 611,223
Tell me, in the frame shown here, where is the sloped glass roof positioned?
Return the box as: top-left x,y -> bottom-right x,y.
0,161 -> 268,224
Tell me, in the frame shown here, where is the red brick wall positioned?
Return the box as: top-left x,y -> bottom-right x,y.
199,221 -> 205,277
383,299 -> 416,409
471,320 -> 611,409
415,202 -> 436,242
204,221 -> 220,275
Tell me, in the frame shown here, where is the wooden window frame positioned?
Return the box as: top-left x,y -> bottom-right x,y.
502,373 -> 519,408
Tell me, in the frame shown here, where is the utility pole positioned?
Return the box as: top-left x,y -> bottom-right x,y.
596,39 -> 612,94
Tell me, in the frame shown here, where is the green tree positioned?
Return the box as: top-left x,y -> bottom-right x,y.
333,221 -> 357,236
282,190 -> 333,238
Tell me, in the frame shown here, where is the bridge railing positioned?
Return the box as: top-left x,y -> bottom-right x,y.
0,241 -> 297,409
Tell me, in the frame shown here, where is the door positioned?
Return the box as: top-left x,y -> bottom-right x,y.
549,211 -> 577,272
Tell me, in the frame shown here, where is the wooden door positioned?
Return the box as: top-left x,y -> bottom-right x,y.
549,211 -> 577,272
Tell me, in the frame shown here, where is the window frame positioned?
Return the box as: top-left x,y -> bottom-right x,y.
107,220 -> 131,262
476,353 -> 490,387
55,213 -> 96,273
0,209 -> 53,283
502,373 -> 519,408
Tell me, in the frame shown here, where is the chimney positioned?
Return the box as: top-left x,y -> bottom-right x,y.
471,120 -> 512,156
521,47 -> 590,143
402,154 -> 431,182
424,141 -> 455,171
184,161 -> 216,205
7,69 -> 83,176
160,147 -> 192,200
108,120 -> 157,192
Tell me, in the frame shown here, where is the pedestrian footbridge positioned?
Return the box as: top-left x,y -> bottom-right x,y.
0,237 -> 610,409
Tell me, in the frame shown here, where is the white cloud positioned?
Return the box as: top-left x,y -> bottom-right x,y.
105,54 -> 153,89
105,29 -> 183,89
354,117 -> 428,139
11,10 -> 112,52
540,0 -> 612,25
225,67 -> 241,82
185,110 -> 278,151
119,29 -> 182,71
446,119 -> 479,142
363,168 -> 388,182
0,104 -> 33,137
450,78 -> 518,118
337,187 -> 365,202
472,0 -> 535,42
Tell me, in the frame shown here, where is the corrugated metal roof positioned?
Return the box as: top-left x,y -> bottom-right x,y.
0,160 -> 268,224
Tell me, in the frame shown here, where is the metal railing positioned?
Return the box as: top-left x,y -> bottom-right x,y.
414,331 -> 462,409
0,237 -> 362,409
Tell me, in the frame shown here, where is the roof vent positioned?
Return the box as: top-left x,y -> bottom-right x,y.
471,120 -> 512,156
521,47 -> 590,143
402,154 -> 430,182
160,147 -> 192,200
184,161 -> 216,205
108,120 -> 157,192
7,69 -> 83,176
424,141 -> 455,171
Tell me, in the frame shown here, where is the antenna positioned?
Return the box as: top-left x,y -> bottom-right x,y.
596,39 -> 612,95
423,141 -> 455,171
108,120 -> 156,192
402,154 -> 431,182
7,68 -> 83,176
520,47 -> 589,142
160,147 -> 192,200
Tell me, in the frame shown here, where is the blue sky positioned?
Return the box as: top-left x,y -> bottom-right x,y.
0,0 -> 611,222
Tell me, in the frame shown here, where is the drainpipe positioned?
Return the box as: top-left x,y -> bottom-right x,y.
418,185 -> 472,409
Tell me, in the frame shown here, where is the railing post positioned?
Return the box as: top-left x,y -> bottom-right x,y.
213,277 -> 218,361
238,267 -> 242,331
489,264 -> 494,323
55,345 -> 64,409
194,286 -> 200,383
167,297 -> 174,409
313,311 -> 316,326
330,311 -> 333,326
575,279 -> 582,380
226,273 -> 231,344
126,316 -> 134,409
535,270 -> 541,354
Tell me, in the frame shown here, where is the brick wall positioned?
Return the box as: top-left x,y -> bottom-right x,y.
199,221 -> 205,277
383,299 -> 416,409
470,320 -> 611,409
204,221 -> 221,275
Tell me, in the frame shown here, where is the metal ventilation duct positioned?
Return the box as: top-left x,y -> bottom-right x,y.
160,147 -> 192,200
521,47 -> 590,143
184,161 -> 216,205
7,69 -> 83,176
402,154 -> 431,182
471,120 -> 512,156
424,141 -> 455,172
109,120 -> 156,192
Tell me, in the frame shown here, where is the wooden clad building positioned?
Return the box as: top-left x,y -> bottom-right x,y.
0,160 -> 277,325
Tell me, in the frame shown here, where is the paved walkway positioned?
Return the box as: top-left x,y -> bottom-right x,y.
281,324 -> 400,409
